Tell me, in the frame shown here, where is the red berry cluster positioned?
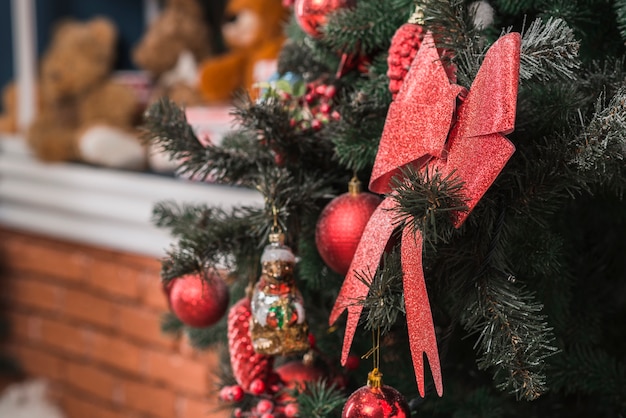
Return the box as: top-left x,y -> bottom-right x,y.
285,81 -> 340,132
387,23 -> 424,99
220,375 -> 299,418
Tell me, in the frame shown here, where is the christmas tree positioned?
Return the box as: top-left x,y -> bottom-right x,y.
144,0 -> 626,416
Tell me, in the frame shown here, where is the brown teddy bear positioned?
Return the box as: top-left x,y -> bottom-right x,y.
27,17 -> 146,170
0,83 -> 19,133
132,0 -> 214,107
199,0 -> 289,103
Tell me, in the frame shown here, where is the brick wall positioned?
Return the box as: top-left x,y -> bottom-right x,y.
0,227 -> 231,418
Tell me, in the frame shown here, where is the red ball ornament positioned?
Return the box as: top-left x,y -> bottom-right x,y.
275,360 -> 326,392
294,0 -> 356,37
316,179 -> 382,275
249,378 -> 267,395
342,371 -> 410,418
168,273 -> 229,327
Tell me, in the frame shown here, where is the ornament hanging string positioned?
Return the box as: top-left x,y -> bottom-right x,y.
329,31 -> 521,397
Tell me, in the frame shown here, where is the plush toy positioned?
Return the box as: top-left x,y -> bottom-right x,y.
199,0 -> 289,103
27,17 -> 146,170
132,0 -> 214,107
0,380 -> 66,418
0,83 -> 19,133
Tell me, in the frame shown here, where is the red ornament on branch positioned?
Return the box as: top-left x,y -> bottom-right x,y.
168,272 -> 229,327
228,298 -> 275,393
342,369 -> 410,418
387,22 -> 424,99
315,178 -> 382,275
294,0 -> 356,37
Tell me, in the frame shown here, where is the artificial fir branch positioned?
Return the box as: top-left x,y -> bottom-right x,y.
567,86 -> 626,191
296,380 -> 346,418
142,98 -> 269,184
391,167 -> 468,248
322,0 -> 415,55
357,251 -> 405,335
550,346 -> 626,413
518,17 -> 580,82
616,0 -> 626,41
461,273 -> 556,401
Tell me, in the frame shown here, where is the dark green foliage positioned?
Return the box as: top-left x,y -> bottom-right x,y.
145,0 -> 626,416
296,380 -> 347,418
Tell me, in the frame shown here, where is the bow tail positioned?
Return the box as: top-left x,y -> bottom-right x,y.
329,197 -> 398,364
401,228 -> 443,397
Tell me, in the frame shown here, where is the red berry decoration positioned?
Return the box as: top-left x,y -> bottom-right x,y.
256,399 -> 274,414
342,369 -> 410,418
294,0 -> 356,38
168,273 -> 229,327
387,22 -> 424,99
249,378 -> 267,395
228,298 -> 275,393
284,403 -> 299,417
219,385 -> 244,402
316,178 -> 382,275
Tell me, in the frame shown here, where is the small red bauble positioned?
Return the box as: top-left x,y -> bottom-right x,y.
275,360 -> 326,392
294,0 -> 356,37
249,378 -> 267,395
284,403 -> 299,417
316,179 -> 382,275
219,385 -> 244,402
256,399 -> 274,414
342,384 -> 410,418
168,273 -> 229,327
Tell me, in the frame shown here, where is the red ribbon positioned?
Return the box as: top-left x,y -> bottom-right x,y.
329,32 -> 521,397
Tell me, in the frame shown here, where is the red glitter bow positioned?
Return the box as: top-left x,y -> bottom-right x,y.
329,31 -> 521,397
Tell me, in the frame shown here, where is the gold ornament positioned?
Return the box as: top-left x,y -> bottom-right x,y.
250,231 -> 310,355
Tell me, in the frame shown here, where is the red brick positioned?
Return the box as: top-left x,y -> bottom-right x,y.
144,350 -> 209,395
6,344 -> 63,380
6,276 -> 62,312
62,287 -> 117,329
6,311 -> 38,342
61,362 -> 118,402
0,236 -> 87,283
61,394 -> 122,418
90,331 -> 143,376
40,317 -> 89,358
176,395 -> 231,418
142,274 -> 170,311
116,304 -> 173,348
121,379 -> 176,418
87,258 -> 143,300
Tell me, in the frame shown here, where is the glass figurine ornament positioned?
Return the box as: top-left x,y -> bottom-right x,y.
250,230 -> 310,355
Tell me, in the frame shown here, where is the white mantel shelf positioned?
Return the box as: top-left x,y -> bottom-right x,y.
0,136 -> 263,257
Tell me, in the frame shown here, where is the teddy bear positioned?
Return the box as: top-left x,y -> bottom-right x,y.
26,17 -> 146,170
199,0 -> 289,103
0,83 -> 19,133
132,0 -> 214,107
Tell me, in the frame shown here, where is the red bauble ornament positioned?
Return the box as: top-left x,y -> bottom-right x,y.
342,371 -> 410,418
294,0 -> 356,37
275,360 -> 326,392
227,298 -> 275,393
168,273 -> 229,327
316,179 -> 382,275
